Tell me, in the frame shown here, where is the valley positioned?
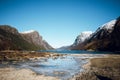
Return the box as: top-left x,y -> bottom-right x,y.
0,13 -> 120,80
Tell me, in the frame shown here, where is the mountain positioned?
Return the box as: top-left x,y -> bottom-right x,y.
59,31 -> 93,50
20,30 -> 53,50
71,17 -> 120,51
56,46 -> 70,50
72,31 -> 93,47
0,25 -> 53,50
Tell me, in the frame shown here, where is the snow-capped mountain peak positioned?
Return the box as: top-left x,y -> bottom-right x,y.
93,20 -> 117,36
79,31 -> 93,42
101,20 -> 116,30
21,30 -> 36,34
72,31 -> 93,46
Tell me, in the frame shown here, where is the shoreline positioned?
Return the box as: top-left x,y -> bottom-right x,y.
0,51 -> 91,80
0,51 -> 120,80
0,51 -> 65,80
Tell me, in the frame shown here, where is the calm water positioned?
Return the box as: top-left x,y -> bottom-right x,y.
39,50 -> 114,54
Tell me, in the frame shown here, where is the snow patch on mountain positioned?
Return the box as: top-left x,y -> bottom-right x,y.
21,30 -> 36,34
72,31 -> 93,46
93,20 -> 116,37
101,20 -> 116,30
78,31 -> 93,42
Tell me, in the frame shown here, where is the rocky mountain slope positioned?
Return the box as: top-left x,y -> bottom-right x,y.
71,17 -> 120,51
21,30 -> 53,50
0,25 -> 53,50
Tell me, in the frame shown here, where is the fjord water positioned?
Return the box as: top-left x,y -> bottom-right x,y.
39,50 -> 114,54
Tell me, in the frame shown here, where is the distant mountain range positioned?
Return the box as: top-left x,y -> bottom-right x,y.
0,25 -> 53,51
70,17 -> 120,51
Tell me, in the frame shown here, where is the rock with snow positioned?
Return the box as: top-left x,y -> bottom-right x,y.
72,31 -> 93,46
85,18 -> 120,51
71,17 -> 120,51
20,30 -> 36,34
94,20 -> 116,35
101,20 -> 116,30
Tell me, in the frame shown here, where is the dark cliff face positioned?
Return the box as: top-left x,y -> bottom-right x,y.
21,31 -> 53,50
71,17 -> 120,51
84,18 -> 120,51
0,25 -> 53,50
108,17 -> 120,51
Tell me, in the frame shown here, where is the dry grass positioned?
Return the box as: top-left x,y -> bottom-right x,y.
75,54 -> 120,80
0,51 -> 51,61
0,51 -> 65,64
90,57 -> 120,69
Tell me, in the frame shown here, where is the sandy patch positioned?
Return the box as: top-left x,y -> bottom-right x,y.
0,68 -> 59,80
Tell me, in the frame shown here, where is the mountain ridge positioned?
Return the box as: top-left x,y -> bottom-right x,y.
0,25 -> 53,51
70,17 -> 120,51
21,30 -> 53,50
72,31 -> 93,47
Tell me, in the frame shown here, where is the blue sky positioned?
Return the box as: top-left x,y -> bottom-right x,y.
0,0 -> 120,48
